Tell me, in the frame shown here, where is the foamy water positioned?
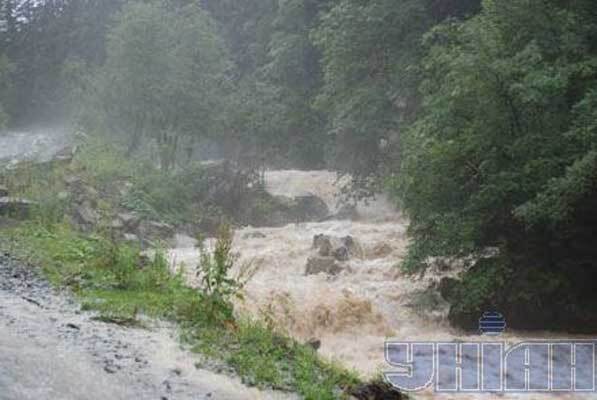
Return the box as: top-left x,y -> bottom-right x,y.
0,128 -> 71,164
169,170 -> 596,400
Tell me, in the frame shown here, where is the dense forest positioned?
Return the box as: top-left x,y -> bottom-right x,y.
1,0 -> 597,334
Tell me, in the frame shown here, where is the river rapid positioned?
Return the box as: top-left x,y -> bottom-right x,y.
170,170 -> 596,400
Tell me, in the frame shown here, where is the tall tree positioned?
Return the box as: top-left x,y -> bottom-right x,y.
83,1 -> 230,159
313,0 -> 480,180
395,0 -> 597,330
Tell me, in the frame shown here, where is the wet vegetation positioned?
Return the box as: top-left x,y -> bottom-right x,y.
1,0 -> 597,397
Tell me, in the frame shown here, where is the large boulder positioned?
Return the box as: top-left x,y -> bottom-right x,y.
137,220 -> 175,245
305,256 -> 344,276
294,194 -> 329,221
312,234 -> 363,261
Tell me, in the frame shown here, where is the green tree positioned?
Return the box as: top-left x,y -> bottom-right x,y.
395,0 -> 597,330
83,1 -> 230,156
313,0 -> 480,181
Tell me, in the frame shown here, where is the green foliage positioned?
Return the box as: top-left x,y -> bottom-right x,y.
394,0 -> 597,329
189,320 -> 360,398
196,225 -> 245,322
0,220 -> 362,396
81,1 -> 230,151
313,0 -> 480,178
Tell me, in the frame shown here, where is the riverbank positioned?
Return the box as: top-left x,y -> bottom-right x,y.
0,253 -> 293,400
0,221 -> 380,399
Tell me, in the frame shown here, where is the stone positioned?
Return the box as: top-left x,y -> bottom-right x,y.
123,233 -> 139,243
0,197 -> 35,217
63,175 -> 82,186
332,246 -> 350,261
138,220 -> 174,243
242,231 -> 266,239
305,256 -> 343,276
313,234 -> 363,261
294,194 -> 329,221
438,277 -> 460,302
306,338 -> 321,351
117,212 -> 141,230
313,234 -> 333,256
110,218 -> 124,230
341,235 -> 363,259
74,201 -> 99,226
0,184 -> 8,197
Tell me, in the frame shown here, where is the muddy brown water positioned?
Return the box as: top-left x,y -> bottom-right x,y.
170,170 -> 597,400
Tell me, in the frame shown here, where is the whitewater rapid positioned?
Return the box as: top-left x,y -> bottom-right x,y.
170,170 -> 595,400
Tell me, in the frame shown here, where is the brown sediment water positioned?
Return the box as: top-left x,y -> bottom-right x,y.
169,170 -> 596,400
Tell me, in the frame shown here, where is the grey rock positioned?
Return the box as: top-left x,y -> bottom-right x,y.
294,194 -> 329,222
242,231 -> 266,239
332,246 -> 350,261
306,338 -> 321,351
123,233 -> 139,243
117,212 -> 140,230
138,221 -> 174,243
0,184 -> 8,197
74,201 -> 99,226
110,218 -> 124,230
305,256 -> 343,276
312,234 -> 363,261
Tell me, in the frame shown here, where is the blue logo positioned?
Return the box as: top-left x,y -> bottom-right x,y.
479,311 -> 506,336
384,313 -> 597,393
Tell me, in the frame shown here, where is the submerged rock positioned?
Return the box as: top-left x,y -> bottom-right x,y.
312,234 -> 363,261
242,231 -> 266,239
305,256 -> 344,276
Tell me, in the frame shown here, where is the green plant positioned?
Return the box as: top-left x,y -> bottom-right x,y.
196,225 -> 247,322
